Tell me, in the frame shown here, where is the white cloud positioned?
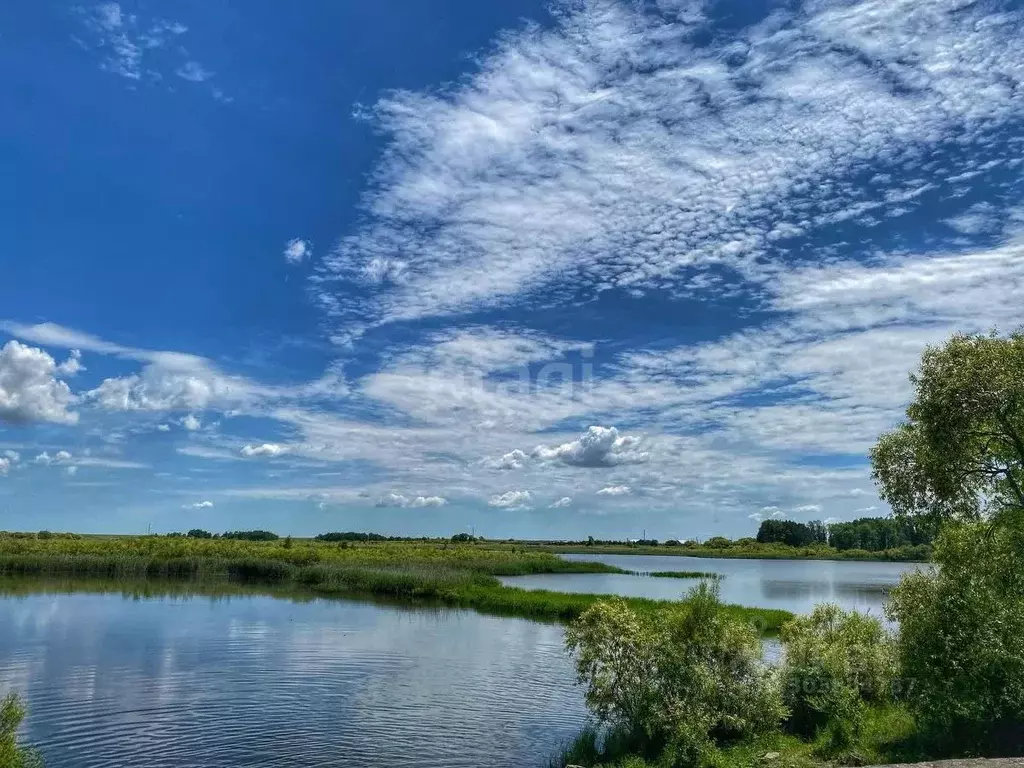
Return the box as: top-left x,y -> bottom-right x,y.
483,449 -> 528,470
54,450 -> 73,463
0,458 -> 10,476
240,443 -> 285,458
156,424 -> 171,432
0,323 -> 349,415
550,496 -> 573,509
375,493 -> 447,509
0,341 -> 79,425
57,349 -> 84,376
793,504 -> 823,514
65,466 -> 78,477
318,0 -> 1024,327
182,500 -> 214,510
182,414 -> 201,431
488,490 -> 532,509
596,485 -> 631,497
531,426 -> 648,468
80,3 -> 205,89
2,450 -> 20,463
284,239 -> 312,265
176,61 -> 212,82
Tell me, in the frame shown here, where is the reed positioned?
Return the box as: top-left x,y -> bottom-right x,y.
0,536 -> 792,633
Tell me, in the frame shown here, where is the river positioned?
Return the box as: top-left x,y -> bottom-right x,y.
0,556 -> 923,767
502,553 -> 925,619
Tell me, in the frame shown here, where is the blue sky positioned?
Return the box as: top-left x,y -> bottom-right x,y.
1,0 -> 1022,539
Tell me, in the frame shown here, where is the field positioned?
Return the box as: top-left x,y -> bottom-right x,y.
0,535 -> 793,633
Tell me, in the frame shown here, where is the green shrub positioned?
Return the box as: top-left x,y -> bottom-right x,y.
0,693 -> 42,768
887,520 -> 1024,753
565,583 -> 785,766
779,603 -> 895,745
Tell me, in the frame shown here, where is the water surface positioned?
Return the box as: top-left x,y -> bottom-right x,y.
0,587 -> 587,768
501,554 -> 925,618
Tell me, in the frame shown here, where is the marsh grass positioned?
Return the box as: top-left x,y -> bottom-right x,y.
642,571 -> 720,579
0,537 -> 792,632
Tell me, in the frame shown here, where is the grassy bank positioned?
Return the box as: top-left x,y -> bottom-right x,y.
553,704 -> 922,768
0,538 -> 791,633
535,542 -> 930,562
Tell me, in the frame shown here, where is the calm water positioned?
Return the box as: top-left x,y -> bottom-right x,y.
501,554 -> 926,618
0,588 -> 588,768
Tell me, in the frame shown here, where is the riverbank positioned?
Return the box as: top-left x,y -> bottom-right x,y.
0,538 -> 792,633
533,543 -> 930,562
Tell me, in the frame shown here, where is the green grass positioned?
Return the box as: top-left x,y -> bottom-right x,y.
0,538 -> 792,633
535,543 -> 930,562
549,704 -> 922,768
642,570 -> 720,579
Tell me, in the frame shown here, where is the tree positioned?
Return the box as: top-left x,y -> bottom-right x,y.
565,584 -> 785,763
756,520 -> 817,547
887,520 -> 1024,752
186,529 -> 213,539
871,330 -> 1024,529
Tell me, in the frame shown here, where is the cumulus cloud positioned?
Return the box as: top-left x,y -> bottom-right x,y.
550,496 -> 573,509
483,449 -> 529,470
374,493 -> 447,508
0,341 -> 79,425
284,239 -> 311,265
531,426 -> 648,468
489,490 -> 532,509
240,443 -> 285,458
3,450 -> 20,463
156,424 -> 171,432
65,466 -> 78,476
596,485 -> 631,497
57,349 -> 84,376
182,414 -> 201,431
0,458 -> 10,476
34,451 -> 73,466
182,500 -> 214,510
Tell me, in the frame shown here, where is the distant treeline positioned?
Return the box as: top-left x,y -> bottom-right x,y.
756,517 -> 933,551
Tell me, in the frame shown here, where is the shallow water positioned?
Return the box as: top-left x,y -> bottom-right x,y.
0,588 -> 588,768
501,554 -> 926,618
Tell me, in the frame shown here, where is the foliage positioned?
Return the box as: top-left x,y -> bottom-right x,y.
187,529 -> 213,539
779,604 -> 895,749
646,571 -> 719,580
0,693 -> 42,768
220,530 -> 279,541
886,520 -> 1024,753
0,535 -> 793,632
871,329 -> 1024,529
314,531 -> 390,542
756,520 -> 828,548
828,517 -> 932,552
565,584 -> 786,766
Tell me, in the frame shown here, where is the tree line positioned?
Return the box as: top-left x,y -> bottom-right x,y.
755,516 -> 933,551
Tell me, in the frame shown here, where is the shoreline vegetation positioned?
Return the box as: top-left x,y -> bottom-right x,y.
0,536 -> 792,633
539,543 -> 928,561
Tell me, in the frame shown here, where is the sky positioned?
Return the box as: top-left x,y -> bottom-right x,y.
1,0 -> 1022,540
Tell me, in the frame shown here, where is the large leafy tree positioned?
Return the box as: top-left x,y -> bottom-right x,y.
871,329 -> 1024,528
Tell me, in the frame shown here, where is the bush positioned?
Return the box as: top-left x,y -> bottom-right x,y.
887,520 -> 1024,753
0,693 -> 42,768
779,604 -> 895,748
565,583 -> 785,765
